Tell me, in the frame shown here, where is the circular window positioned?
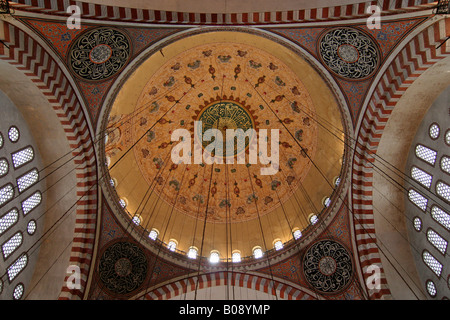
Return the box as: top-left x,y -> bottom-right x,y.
8,126 -> 19,143
0,132 -> 3,149
12,283 -> 24,300
445,129 -> 450,146
27,220 -> 37,235
429,123 -> 440,140
426,280 -> 437,297
413,217 -> 422,232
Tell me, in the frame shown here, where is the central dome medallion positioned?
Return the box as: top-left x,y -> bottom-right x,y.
127,42 -> 318,223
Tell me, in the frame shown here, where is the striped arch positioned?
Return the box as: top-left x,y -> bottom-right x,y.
0,21 -> 98,300
140,272 -> 317,300
11,0 -> 436,25
351,17 -> 450,299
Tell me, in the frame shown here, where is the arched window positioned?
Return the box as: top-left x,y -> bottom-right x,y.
436,181 -> 450,202
431,205 -> 450,231
232,250 -> 241,263
426,229 -> 448,255
187,246 -> 198,259
11,146 -> 34,169
0,208 -> 19,235
2,232 -> 23,259
131,215 -> 141,226
16,168 -> 39,193
422,250 -> 442,277
0,183 -> 14,207
408,189 -> 428,211
293,228 -> 302,240
273,239 -> 283,251
148,228 -> 159,240
7,253 -> 28,282
253,246 -> 263,259
410,166 -> 432,188
167,239 -> 177,252
21,191 -> 42,215
209,250 -> 220,264
309,213 -> 318,225
440,156 -> 450,174
415,144 -> 437,165
0,158 -> 9,177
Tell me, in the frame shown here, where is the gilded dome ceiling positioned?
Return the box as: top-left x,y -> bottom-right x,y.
103,31 -> 346,260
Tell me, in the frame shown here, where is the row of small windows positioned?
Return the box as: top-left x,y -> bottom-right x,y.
410,123 -> 450,298
145,226 -> 308,263
0,148 -> 35,180
0,185 -> 42,214
0,127 -> 40,300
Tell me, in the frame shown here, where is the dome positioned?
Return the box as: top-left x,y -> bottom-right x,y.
102,30 -> 347,261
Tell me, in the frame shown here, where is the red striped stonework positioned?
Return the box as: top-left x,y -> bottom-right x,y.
351,17 -> 449,300
140,272 -> 315,300
0,21 -> 98,300
10,0 -> 436,25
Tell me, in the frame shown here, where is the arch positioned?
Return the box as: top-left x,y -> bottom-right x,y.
0,20 -> 98,299
351,17 -> 450,299
138,271 -> 318,300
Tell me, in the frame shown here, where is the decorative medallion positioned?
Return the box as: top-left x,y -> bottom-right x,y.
196,99 -> 256,157
303,239 -> 353,293
98,241 -> 148,295
319,28 -> 379,80
68,28 -> 131,81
